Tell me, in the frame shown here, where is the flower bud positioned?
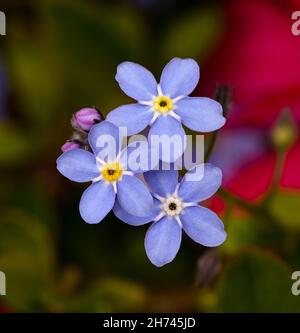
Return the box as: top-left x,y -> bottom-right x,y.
61,141 -> 80,153
195,249 -> 222,288
71,108 -> 103,131
271,109 -> 297,150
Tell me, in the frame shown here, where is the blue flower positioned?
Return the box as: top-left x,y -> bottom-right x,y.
56,121 -> 154,224
114,163 -> 227,267
107,57 -> 226,162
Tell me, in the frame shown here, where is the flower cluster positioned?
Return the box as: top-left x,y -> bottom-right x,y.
57,58 -> 227,267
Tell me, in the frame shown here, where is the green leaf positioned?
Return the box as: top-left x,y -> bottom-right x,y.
0,123 -> 32,166
270,190 -> 300,231
218,250 -> 300,312
222,215 -> 282,255
42,0 -> 145,63
6,26 -> 64,125
87,278 -> 146,312
0,252 -> 51,311
0,209 -> 55,310
161,6 -> 222,61
57,278 -> 147,312
40,0 -> 147,113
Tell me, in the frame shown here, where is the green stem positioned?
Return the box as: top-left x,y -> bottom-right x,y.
223,195 -> 234,227
204,132 -> 218,162
262,149 -> 286,206
219,188 -> 283,229
204,85 -> 232,162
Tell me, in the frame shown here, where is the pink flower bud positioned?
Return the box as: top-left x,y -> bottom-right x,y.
61,141 -> 80,153
72,108 -> 103,131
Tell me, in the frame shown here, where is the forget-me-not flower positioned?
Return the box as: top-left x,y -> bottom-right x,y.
57,121 -> 154,224
107,57 -> 226,162
114,163 -> 227,267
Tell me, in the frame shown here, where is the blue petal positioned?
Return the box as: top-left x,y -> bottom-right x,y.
144,169 -> 178,197
120,140 -> 157,173
181,206 -> 226,247
113,198 -> 160,226
160,58 -> 200,98
117,175 -> 153,217
88,121 -> 121,161
175,97 -> 225,132
179,163 -> 222,203
144,217 -> 182,267
107,104 -> 153,136
148,115 -> 186,163
56,149 -> 99,183
116,61 -> 158,101
79,181 -> 116,224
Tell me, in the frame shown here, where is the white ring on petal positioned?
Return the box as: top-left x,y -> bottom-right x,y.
152,192 -> 165,202
157,84 -> 163,96
153,211 -> 166,222
169,111 -> 181,121
173,95 -> 185,103
123,170 -> 134,176
112,182 -> 117,193
138,100 -> 153,106
175,215 -> 182,228
150,112 -> 160,126
96,157 -> 105,165
92,175 -> 103,183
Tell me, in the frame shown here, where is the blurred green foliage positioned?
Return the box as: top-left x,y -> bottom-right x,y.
0,0 -> 300,312
271,191 -> 300,231
218,250 -> 299,312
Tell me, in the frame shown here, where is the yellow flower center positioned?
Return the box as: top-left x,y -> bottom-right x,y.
153,96 -> 173,113
101,162 -> 123,182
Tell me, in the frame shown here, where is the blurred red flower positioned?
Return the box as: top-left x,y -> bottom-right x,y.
199,0 -> 300,200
